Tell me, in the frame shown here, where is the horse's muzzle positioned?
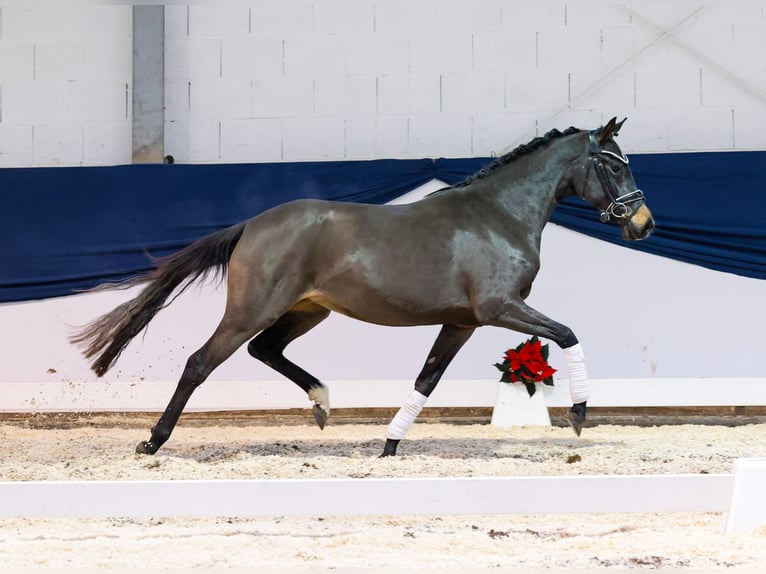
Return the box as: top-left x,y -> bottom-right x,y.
621,204 -> 654,241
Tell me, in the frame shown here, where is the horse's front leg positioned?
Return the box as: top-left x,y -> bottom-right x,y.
381,325 -> 475,457
487,301 -> 590,435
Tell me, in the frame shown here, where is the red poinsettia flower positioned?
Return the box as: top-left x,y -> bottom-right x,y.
539,364 -> 557,380
504,349 -> 522,371
494,336 -> 557,397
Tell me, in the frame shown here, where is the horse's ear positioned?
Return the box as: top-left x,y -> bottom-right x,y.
613,117 -> 627,136
597,117 -> 618,144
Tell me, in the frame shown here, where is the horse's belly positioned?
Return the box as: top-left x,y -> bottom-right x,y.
303,289 -> 477,327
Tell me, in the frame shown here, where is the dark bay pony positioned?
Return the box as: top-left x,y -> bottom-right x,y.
72,117 -> 654,457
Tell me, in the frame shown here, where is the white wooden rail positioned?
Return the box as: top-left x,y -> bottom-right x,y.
0,474 -> 732,518
2,377 -> 765,412
0,465 -> 763,535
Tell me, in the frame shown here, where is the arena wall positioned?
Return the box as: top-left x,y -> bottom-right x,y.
0,2 -> 764,167
0,3 -> 764,397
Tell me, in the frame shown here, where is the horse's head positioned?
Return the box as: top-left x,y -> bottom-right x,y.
572,117 -> 654,241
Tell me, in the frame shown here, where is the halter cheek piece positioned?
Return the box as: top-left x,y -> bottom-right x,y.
588,131 -> 644,223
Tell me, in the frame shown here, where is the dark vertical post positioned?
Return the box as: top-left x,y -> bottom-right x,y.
132,5 -> 164,163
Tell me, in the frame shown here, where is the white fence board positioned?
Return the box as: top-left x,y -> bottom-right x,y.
2,378 -> 764,413
0,474 -> 734,519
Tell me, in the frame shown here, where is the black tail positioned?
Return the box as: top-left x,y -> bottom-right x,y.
70,222 -> 247,376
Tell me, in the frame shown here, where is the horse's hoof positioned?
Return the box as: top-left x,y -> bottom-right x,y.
568,402 -> 587,437
308,386 -> 330,430
312,404 -> 329,430
379,438 -> 399,458
136,440 -> 157,455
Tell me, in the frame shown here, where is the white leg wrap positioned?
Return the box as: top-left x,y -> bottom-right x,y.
386,390 -> 428,440
563,343 -> 590,404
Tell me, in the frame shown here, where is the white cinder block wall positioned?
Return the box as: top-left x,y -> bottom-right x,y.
165,1 -> 766,163
0,6 -> 131,167
0,2 -> 764,167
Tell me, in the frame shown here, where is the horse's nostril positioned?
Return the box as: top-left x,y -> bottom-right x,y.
637,218 -> 655,240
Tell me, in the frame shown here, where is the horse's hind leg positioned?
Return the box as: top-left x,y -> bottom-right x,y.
381,324 -> 475,457
247,301 -> 332,428
136,318 -> 256,455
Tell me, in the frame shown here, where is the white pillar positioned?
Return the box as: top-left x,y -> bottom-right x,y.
724,458 -> 766,535
132,5 -> 165,163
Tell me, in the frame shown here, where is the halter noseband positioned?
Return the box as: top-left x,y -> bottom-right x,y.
588,131 -> 644,223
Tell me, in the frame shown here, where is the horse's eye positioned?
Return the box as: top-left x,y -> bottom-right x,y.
609,164 -> 622,175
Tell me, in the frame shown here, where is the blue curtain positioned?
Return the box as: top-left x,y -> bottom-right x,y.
2,152 -> 764,302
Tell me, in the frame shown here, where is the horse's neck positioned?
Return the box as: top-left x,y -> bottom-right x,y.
487,153 -> 573,231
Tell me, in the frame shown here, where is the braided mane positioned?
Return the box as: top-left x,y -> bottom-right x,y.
454,126 -> 582,188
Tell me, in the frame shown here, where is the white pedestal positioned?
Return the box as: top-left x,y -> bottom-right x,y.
490,381 -> 551,427
724,458 -> 766,535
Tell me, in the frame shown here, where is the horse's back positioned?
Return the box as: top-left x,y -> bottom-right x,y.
231,198 -> 384,281
240,196 -> 446,251
225,196 -> 475,324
